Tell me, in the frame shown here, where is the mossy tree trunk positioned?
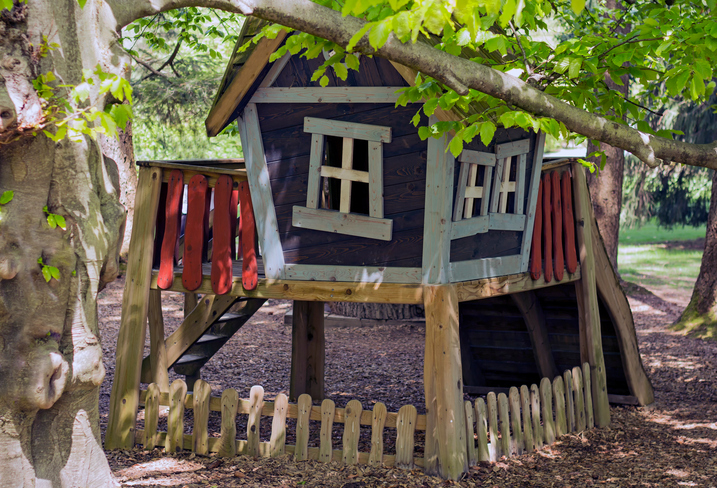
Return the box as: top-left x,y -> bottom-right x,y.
0,1 -> 128,485
674,170 -> 717,339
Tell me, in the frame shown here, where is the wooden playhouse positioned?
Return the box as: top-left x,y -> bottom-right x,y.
106,22 -> 654,479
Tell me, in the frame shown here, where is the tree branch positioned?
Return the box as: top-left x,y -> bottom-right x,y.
109,0 -> 717,169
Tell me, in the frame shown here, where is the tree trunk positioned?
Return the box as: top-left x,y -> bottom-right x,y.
585,0 -> 628,273
0,1 -> 128,485
674,170 -> 717,337
100,127 -> 136,259
586,142 -> 624,271
328,302 -> 424,320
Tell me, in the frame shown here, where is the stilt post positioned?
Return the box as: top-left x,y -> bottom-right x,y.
424,284 -> 468,480
571,163 -> 611,427
106,166 -> 163,449
290,300 -> 325,400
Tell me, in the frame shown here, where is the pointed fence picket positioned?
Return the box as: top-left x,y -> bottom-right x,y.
136,362 -> 597,471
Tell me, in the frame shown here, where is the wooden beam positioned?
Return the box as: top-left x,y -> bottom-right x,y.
106,166 -> 163,450
339,137 -> 354,213
510,291 -> 559,379
306,133 -> 325,210
304,117 -> 392,143
283,264 -> 422,283
258,51 -> 291,88
291,206 -> 393,241
290,301 -> 326,400
205,31 -> 288,137
152,272 -> 425,304
422,115 -> 455,285
455,266 -> 581,302
449,254 -> 523,283
250,86 -> 407,104
240,106 -> 286,279
148,289 -> 170,393
571,162 -> 611,427
450,216 -> 490,240
591,217 -> 655,406
424,285 -> 468,480
495,139 -> 530,159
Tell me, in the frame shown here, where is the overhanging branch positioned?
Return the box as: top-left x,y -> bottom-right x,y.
111,0 -> 717,169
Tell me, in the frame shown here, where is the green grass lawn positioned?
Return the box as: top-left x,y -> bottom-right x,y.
617,221 -> 705,294
618,220 -> 706,244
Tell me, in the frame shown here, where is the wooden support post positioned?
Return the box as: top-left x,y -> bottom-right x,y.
290,300 -> 325,400
510,291 -> 559,380
571,162 -> 611,427
148,289 -> 170,393
424,285 -> 468,480
106,166 -> 163,450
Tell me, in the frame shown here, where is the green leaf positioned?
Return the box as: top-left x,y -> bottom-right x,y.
346,24 -> 371,52
449,136 -> 464,158
571,0 -> 585,15
568,57 -> 582,79
47,214 -> 57,229
1,0 -> 13,11
480,121 -> 496,146
499,0 -> 517,27
42,266 -> 52,283
345,53 -> 360,71
0,190 -> 13,205
418,126 -> 432,140
319,75 -> 329,87
423,97 -> 439,117
76,0 -> 88,8
498,112 -> 516,128
49,266 -> 61,281
54,214 -> 66,230
392,12 -> 411,41
333,63 -> 348,80
368,20 -> 391,49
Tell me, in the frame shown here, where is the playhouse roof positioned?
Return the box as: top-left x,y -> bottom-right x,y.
205,20 -> 499,137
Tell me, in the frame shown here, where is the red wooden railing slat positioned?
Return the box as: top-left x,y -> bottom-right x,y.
551,171 -> 564,281
530,181 -> 543,280
211,175 -> 234,295
157,171 -> 184,289
153,182 -> 168,269
183,175 -> 208,291
542,173 -> 553,283
239,182 -> 258,291
230,187 -> 239,260
562,171 -> 578,273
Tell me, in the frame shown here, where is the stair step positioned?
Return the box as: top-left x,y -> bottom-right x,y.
174,354 -> 207,366
216,312 -> 247,322
195,333 -> 229,344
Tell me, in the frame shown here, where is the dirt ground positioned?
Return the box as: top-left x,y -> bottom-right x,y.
98,251 -> 717,487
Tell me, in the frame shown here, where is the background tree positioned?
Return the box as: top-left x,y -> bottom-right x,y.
2,0 -> 717,485
670,89 -> 717,339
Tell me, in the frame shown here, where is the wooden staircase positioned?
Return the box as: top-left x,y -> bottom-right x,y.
140,295 -> 266,389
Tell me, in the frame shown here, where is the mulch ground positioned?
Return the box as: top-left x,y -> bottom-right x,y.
98,261 -> 717,487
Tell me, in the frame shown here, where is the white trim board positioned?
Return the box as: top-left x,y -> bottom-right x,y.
284,264 -> 422,284
449,254 -> 523,282
240,105 -> 286,279
520,132 -> 547,272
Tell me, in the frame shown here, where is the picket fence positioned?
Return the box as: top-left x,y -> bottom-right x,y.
137,362 -> 595,469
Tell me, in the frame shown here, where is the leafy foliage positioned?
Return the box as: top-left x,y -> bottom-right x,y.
259,0 -> 716,163
122,8 -> 244,159
35,66 -> 133,143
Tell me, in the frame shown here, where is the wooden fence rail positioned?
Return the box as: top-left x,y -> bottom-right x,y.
137,362 -> 595,471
